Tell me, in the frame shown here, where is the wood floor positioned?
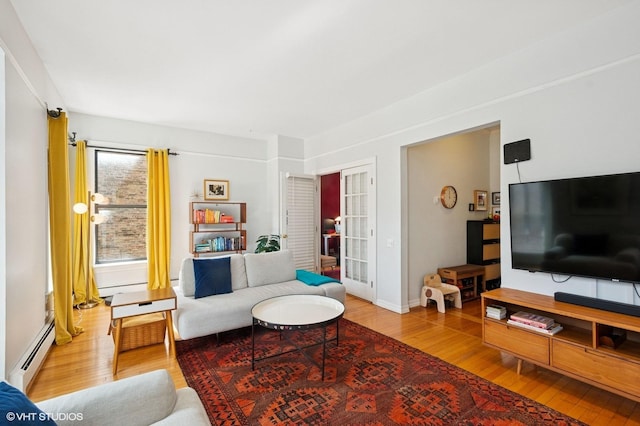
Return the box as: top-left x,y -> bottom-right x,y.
28,294 -> 640,425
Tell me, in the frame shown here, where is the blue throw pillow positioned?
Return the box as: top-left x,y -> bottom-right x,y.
0,381 -> 57,425
193,257 -> 232,298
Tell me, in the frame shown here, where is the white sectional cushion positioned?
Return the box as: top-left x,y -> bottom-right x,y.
173,280 -> 325,339
244,250 -> 296,287
228,254 -> 249,290
178,257 -> 196,297
37,370 -> 177,426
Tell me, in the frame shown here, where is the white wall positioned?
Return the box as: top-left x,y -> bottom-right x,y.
0,0 -> 65,379
70,113 -> 278,288
0,46 -> 6,381
305,2 -> 640,310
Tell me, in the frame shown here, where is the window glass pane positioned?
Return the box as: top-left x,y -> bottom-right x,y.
96,152 -> 147,204
95,151 -> 147,263
95,208 -> 146,262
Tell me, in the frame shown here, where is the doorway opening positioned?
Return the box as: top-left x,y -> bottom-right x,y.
320,173 -> 340,279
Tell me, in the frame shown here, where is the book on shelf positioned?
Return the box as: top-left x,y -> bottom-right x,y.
486,304 -> 506,318
194,236 -> 244,253
486,311 -> 506,320
193,209 -> 223,224
509,311 -> 555,329
506,319 -> 564,335
194,243 -> 212,253
220,215 -> 234,223
486,304 -> 506,314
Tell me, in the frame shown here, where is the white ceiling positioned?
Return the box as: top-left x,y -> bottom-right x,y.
10,0 -> 629,140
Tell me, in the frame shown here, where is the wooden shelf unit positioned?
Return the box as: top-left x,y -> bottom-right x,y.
467,220 -> 501,290
482,288 -> 640,402
437,264 -> 484,302
189,201 -> 246,257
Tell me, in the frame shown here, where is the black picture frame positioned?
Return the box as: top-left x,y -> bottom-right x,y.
492,192 -> 501,205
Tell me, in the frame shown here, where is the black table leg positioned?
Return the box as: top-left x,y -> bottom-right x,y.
251,321 -> 255,371
321,325 -> 327,380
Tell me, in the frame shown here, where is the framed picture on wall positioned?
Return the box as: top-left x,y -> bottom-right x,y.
474,190 -> 488,211
492,192 -> 501,205
204,179 -> 229,200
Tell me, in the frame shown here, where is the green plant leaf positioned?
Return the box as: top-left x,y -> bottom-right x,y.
255,234 -> 281,253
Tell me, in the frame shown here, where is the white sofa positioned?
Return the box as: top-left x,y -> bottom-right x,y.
34,369 -> 210,425
174,250 -> 346,340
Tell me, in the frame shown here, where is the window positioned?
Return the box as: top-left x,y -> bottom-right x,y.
95,151 -> 147,263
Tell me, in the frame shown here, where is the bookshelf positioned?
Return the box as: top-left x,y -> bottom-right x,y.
189,201 -> 246,257
482,288 -> 640,402
467,220 -> 501,290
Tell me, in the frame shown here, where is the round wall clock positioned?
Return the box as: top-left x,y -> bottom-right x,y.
440,185 -> 457,209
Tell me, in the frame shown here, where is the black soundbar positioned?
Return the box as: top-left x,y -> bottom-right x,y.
554,292 -> 640,317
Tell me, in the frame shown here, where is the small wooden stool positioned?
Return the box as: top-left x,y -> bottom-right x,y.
321,255 -> 337,274
420,273 -> 462,313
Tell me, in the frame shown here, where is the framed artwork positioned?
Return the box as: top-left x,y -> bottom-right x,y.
492,192 -> 501,205
474,190 -> 488,211
491,206 -> 501,218
204,179 -> 229,201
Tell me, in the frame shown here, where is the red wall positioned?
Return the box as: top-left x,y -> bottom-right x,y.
321,173 -> 340,232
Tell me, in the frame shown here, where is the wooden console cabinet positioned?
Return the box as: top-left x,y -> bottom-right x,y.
482,288 -> 640,402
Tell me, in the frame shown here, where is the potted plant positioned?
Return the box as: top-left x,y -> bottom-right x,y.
255,234 -> 280,253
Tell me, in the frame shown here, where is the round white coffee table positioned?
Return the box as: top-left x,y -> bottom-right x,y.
251,294 -> 345,380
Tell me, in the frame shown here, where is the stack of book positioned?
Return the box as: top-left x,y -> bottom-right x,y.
507,311 -> 563,335
194,243 -> 212,253
485,304 -> 507,319
193,209 -> 223,224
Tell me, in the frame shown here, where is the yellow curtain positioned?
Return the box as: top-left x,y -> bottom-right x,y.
72,140 -> 102,305
48,112 -> 83,345
147,149 -> 172,289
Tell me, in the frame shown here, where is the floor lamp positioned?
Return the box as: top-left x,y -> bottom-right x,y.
73,191 -> 109,309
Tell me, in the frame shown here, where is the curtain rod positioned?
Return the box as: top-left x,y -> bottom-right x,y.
68,135 -> 178,156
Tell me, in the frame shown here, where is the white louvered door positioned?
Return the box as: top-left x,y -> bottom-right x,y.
281,173 -> 318,271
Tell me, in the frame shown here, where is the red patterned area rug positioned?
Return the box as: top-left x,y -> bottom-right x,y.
176,319 -> 584,425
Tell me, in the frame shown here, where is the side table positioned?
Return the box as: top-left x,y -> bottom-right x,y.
110,287 -> 177,374
437,264 -> 485,302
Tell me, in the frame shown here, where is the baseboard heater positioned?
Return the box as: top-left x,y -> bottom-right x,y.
9,319 -> 55,392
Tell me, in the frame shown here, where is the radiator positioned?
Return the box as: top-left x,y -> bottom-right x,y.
9,319 -> 55,392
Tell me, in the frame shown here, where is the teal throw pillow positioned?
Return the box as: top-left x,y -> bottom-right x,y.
0,381 -> 57,425
296,269 -> 341,286
193,257 -> 232,298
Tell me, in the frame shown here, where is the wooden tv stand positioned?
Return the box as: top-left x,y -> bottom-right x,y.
482,288 -> 640,402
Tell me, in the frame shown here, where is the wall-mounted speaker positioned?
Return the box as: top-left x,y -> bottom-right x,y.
504,139 -> 531,164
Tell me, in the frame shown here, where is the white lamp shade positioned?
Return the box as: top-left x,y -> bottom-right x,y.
92,214 -> 107,224
73,202 -> 88,214
92,193 -> 109,204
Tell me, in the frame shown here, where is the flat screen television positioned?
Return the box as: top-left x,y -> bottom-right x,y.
509,171 -> 640,283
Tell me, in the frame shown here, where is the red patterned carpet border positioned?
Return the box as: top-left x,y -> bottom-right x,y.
176,319 -> 585,425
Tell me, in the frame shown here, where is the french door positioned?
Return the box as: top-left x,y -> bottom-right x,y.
340,164 -> 375,301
